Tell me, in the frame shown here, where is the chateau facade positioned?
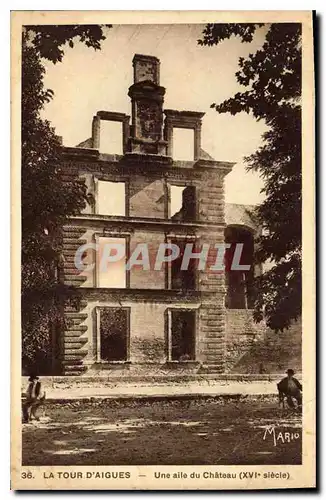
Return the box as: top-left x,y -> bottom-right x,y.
57,55 -> 300,378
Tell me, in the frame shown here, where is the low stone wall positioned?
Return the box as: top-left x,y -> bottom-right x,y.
21,373 -> 286,394
225,309 -> 302,374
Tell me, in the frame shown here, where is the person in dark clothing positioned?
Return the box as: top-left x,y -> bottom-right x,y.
22,374 -> 45,423
277,369 -> 302,409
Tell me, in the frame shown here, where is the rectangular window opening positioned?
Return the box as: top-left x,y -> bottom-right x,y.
98,308 -> 129,362
97,180 -> 125,216
169,309 -> 196,361
97,236 -> 126,288
170,239 -> 196,290
99,120 -> 123,155
170,185 -> 196,221
173,128 -> 195,161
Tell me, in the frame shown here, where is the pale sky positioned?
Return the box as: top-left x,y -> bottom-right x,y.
42,24 -> 269,205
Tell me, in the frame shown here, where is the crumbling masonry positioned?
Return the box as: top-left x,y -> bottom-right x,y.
56,54 -> 301,378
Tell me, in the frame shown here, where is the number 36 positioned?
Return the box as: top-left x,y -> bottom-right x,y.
21,471 -> 33,479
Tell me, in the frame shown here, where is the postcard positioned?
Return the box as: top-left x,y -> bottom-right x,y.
11,10 -> 315,490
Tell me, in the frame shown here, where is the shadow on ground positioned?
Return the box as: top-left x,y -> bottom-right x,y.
22,399 -> 301,466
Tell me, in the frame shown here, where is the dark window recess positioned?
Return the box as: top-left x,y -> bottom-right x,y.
100,308 -> 128,361
171,185 -> 196,221
225,270 -> 246,309
224,226 -> 255,309
170,310 -> 196,361
171,240 -> 196,290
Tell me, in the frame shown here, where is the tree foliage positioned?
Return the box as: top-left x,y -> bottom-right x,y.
22,25 -> 110,371
199,23 -> 302,331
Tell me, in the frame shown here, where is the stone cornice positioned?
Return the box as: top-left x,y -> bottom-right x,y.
133,53 -> 160,64
77,287 -> 224,303
63,147 -> 99,161
67,214 -> 226,233
164,109 -> 205,119
195,159 -> 235,176
61,147 -> 234,180
123,152 -> 172,166
96,111 -> 130,122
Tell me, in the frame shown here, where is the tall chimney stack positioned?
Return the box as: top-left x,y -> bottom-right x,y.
128,55 -> 167,155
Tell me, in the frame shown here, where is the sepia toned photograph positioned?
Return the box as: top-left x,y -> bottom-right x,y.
11,10 -> 315,490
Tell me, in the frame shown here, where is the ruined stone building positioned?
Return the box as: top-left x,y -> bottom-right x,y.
57,54 -> 301,377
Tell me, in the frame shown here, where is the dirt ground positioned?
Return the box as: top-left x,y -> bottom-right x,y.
22,398 -> 302,466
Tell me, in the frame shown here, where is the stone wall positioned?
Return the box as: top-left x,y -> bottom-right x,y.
61,161 -> 301,377
129,231 -> 166,289
225,309 -> 302,374
198,171 -> 224,224
68,295 -> 205,376
225,203 -> 257,231
129,177 -> 165,218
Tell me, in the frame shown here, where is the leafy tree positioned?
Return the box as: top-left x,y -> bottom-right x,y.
22,25 -> 110,372
199,23 -> 302,331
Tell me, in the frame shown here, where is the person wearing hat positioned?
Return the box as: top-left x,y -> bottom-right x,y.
22,374 -> 46,423
277,369 -> 302,409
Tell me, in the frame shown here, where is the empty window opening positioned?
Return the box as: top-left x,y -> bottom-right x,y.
99,120 -> 123,155
173,128 -> 195,161
170,185 -> 196,221
97,180 -> 125,216
97,236 -> 126,288
98,308 -> 129,362
169,309 -> 196,361
170,239 -> 196,290
224,226 -> 255,309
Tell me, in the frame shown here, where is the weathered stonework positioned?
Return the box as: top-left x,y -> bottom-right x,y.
128,55 -> 167,155
225,310 -> 302,374
56,54 -> 301,378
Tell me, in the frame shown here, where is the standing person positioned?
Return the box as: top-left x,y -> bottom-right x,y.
22,374 -> 45,423
277,369 -> 302,409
